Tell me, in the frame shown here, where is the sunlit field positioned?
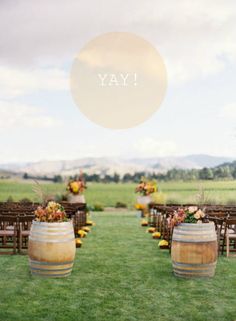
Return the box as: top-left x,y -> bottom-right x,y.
0,180 -> 236,207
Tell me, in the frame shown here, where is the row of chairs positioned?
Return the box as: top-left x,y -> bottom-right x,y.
0,202 -> 87,254
148,204 -> 236,256
207,216 -> 236,256
0,215 -> 34,254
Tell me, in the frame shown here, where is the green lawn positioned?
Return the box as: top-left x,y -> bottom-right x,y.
0,180 -> 236,207
0,212 -> 235,321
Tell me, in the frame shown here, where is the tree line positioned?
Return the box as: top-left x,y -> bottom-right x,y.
22,160 -> 236,183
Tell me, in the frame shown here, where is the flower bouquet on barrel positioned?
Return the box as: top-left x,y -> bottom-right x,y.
67,171 -> 87,203
29,200 -> 76,278
168,206 -> 206,228
135,177 -> 158,217
168,206 -> 217,279
34,201 -> 68,222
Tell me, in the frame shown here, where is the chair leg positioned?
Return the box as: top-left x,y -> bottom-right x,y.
226,235 -> 229,257
222,233 -> 226,255
13,235 -> 17,254
18,232 -> 22,254
217,229 -> 221,256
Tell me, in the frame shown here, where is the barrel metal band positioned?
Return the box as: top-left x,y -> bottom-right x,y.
32,225 -> 72,230
30,231 -> 73,236
175,227 -> 213,231
173,261 -> 216,267
33,221 -> 72,227
31,272 -> 71,277
29,237 -> 75,243
29,259 -> 74,266
30,266 -> 72,272
173,230 -> 215,235
174,269 -> 214,275
172,238 -> 216,242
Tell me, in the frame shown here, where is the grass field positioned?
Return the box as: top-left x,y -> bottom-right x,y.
0,211 -> 235,321
0,180 -> 236,207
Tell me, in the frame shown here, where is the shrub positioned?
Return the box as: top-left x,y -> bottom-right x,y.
92,203 -> 104,212
226,199 -> 236,206
151,192 -> 166,204
166,198 -> 181,205
205,197 -> 219,205
19,197 -> 32,203
55,193 -> 68,202
6,196 -> 14,203
115,201 -> 127,208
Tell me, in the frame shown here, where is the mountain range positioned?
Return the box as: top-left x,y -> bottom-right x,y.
0,154 -> 234,178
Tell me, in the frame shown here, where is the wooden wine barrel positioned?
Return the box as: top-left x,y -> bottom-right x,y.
171,222 -> 217,278
28,221 -> 76,278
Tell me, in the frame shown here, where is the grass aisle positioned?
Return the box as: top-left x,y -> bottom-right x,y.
0,212 -> 235,321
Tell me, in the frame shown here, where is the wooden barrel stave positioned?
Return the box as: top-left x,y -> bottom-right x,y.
28,221 -> 76,278
171,223 -> 217,278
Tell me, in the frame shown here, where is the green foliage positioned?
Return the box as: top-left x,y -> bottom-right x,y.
151,192 -> 166,204
54,193 -> 68,202
19,197 -> 32,203
91,203 -> 104,211
53,175 -> 63,183
6,195 -> 14,203
115,201 -> 127,208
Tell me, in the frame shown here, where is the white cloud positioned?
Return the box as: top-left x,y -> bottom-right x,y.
0,66 -> 68,98
133,137 -> 178,157
0,101 -> 62,129
219,103 -> 236,120
0,0 -> 235,86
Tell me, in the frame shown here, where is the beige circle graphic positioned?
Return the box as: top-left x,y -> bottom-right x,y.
70,32 -> 167,129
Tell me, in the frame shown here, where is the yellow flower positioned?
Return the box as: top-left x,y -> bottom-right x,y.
141,220 -> 148,226
148,227 -> 156,233
135,203 -> 145,210
152,232 -> 161,239
188,206 -> 198,214
194,209 -> 205,220
75,238 -> 83,247
71,182 -> 79,193
198,209 -> 205,218
78,230 -> 87,238
82,226 -> 90,233
158,240 -> 169,247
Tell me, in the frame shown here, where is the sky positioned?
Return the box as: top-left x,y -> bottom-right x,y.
0,0 -> 236,163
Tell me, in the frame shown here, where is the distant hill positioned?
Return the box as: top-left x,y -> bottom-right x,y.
0,154 -> 234,178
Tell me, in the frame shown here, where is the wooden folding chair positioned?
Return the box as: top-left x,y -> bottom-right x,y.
208,216 -> 226,255
0,215 -> 17,254
18,215 -> 34,254
225,218 -> 236,257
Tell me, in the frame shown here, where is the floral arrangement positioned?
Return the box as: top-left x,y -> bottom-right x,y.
34,201 -> 67,223
169,206 -> 206,227
67,173 -> 87,195
135,177 -> 158,196
135,203 -> 146,210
